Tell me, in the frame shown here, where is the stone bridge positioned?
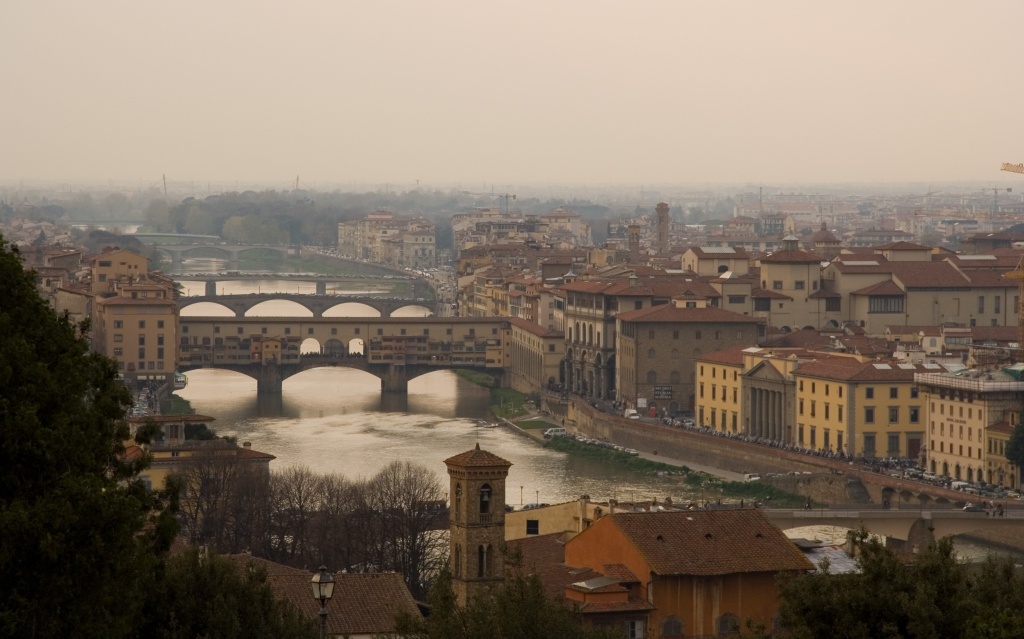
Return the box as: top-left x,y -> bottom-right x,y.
152,243 -> 301,266
178,315 -> 511,393
178,293 -> 437,317
178,356 -> 502,394
764,507 -> 1024,546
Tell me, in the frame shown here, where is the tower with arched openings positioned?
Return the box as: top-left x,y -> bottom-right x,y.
444,443 -> 511,606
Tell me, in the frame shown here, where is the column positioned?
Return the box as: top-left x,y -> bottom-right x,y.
769,391 -> 777,442
758,389 -> 767,438
775,391 -> 783,443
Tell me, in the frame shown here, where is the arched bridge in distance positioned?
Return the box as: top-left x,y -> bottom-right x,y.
764,507 -> 1024,548
178,293 -> 438,318
177,315 -> 511,393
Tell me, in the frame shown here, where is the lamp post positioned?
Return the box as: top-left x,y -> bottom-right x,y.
311,565 -> 335,639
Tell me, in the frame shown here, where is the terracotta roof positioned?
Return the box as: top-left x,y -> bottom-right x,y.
578,598 -> 656,613
971,326 -> 1018,342
508,533 -> 602,600
808,289 -> 841,299
875,241 -> 932,251
507,317 -> 564,338
988,421 -> 1013,436
760,330 -> 833,350
444,443 -> 512,469
886,325 -> 941,336
96,296 -> 177,306
850,280 -> 905,296
964,270 -> 1016,288
751,287 -> 793,300
760,250 -> 823,264
697,345 -> 750,366
601,563 -> 640,583
599,510 -> 813,576
615,305 -> 762,325
795,359 -> 943,382
227,555 -> 420,636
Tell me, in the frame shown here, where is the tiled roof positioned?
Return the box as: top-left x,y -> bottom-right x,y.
850,280 -> 905,296
964,270 -> 1016,288
601,563 -> 640,583
808,289 -> 841,299
760,250 -> 823,264
751,288 -> 792,300
507,317 -> 564,338
603,510 -> 813,576
875,241 -> 932,251
615,305 -> 762,324
578,598 -> 656,613
227,555 -> 420,636
697,345 -> 750,366
795,359 -> 943,382
886,325 -> 941,336
971,326 -> 1018,342
508,533 -> 602,600
444,443 -> 512,469
988,421 -> 1013,436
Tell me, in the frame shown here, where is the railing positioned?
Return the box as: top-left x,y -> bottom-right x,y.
478,513 -> 493,524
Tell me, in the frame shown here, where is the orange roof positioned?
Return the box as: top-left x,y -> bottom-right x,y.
444,443 -> 512,469
616,305 -> 761,325
591,510 -> 814,577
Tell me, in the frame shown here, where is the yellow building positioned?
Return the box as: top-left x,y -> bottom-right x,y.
91,247 -> 149,294
916,367 -> 1024,486
506,317 -> 564,393
793,360 -> 935,458
694,346 -> 748,434
94,281 -> 179,384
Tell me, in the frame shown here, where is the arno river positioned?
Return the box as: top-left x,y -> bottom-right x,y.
175,262 -> 1018,560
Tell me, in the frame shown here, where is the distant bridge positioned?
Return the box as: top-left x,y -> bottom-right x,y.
764,507 -> 1024,543
178,315 -> 510,393
178,293 -> 437,318
151,243 -> 301,265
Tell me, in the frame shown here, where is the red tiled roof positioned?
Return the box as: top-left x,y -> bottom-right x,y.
760,250 -> 823,264
508,534 -> 602,600
601,563 -> 640,583
226,555 -> 420,636
615,305 -> 762,324
507,317 -> 564,338
808,289 -> 841,299
599,510 -> 813,576
697,345 -> 750,366
795,359 -> 942,382
444,443 -> 512,469
578,598 -> 656,613
875,241 -> 932,251
850,280 -> 905,296
751,288 -> 792,300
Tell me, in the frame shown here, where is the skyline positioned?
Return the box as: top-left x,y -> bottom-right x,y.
2,1 -> 1023,185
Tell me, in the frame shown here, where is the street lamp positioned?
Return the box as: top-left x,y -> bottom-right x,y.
311,565 -> 335,639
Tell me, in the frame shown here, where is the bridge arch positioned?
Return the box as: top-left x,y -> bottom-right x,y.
390,304 -> 433,317
323,302 -> 382,317
246,300 -> 314,317
300,337 -> 322,354
348,337 -> 365,355
180,301 -> 236,317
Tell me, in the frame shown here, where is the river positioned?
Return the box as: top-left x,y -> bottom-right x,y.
175,261 -> 1020,561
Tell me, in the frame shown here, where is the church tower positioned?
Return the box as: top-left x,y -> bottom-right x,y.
444,444 -> 512,606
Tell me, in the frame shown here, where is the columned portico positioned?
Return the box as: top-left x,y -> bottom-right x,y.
744,360 -> 795,446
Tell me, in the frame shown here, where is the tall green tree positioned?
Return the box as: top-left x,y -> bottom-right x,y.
1003,413 -> 1024,473
0,237 -> 177,638
138,547 -> 315,639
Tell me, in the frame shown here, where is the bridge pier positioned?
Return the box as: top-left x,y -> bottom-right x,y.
380,365 -> 410,393
256,363 -> 284,393
205,280 -> 218,297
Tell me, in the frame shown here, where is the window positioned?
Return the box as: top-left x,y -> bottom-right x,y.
624,620 -> 644,639
864,433 -> 876,457
113,347 -> 123,356
868,296 -> 904,313
978,296 -> 985,314
695,331 -> 702,340
138,320 -> 146,329
995,296 -> 1001,313
889,407 -> 899,423
889,387 -> 898,399
772,280 -> 783,290
647,371 -> 657,384
728,295 -> 746,304
866,387 -> 874,399
138,335 -> 145,345
865,407 -> 875,423
114,320 -> 123,329
647,348 -> 656,359
157,320 -> 164,329
114,334 -> 123,342
661,616 -> 683,637
911,387 -> 919,399
910,407 -> 920,423
479,484 -> 491,514
795,280 -> 805,290
454,485 -> 461,522
526,520 -> 539,535
672,330 -> 679,339
826,297 -> 841,312
454,545 -> 462,576
717,613 -> 739,636
888,434 -> 900,455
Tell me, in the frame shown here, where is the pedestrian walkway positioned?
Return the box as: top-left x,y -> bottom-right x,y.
635,451 -> 745,482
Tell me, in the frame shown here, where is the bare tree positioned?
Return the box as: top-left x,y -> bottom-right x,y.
268,466 -> 324,565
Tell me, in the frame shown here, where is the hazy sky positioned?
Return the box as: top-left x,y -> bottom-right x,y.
2,1 -> 1022,186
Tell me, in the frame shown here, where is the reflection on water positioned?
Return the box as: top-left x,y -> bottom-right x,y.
176,368 -> 695,505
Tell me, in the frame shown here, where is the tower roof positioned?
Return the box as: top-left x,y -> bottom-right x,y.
444,443 -> 512,469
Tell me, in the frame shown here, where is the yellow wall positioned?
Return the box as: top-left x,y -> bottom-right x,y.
696,359 -> 744,433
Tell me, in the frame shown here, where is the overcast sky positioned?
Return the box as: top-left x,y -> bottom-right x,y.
2,1 -> 1022,187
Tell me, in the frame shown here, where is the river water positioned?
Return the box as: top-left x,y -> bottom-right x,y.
175,260 -> 1019,560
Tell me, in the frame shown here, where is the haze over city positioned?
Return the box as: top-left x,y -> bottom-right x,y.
3,0 -> 1023,187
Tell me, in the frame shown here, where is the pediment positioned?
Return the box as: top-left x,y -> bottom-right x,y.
743,360 -> 786,382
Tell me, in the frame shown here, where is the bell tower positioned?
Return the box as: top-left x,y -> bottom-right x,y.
444,443 -> 512,606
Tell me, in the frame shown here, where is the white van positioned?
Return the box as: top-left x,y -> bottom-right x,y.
543,428 -> 567,438
623,409 -> 640,419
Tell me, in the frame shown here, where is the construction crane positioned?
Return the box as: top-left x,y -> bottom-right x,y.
1001,162 -> 1024,175
460,191 -> 517,214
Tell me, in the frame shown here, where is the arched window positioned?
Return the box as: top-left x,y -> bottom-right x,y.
477,544 -> 492,577
454,544 -> 462,577
671,348 -> 679,359
454,484 -> 462,522
661,616 -> 684,637
670,370 -> 680,383
717,613 -> 739,636
479,484 -> 491,513
718,265 -> 729,273
647,371 -> 657,384
647,348 -> 656,359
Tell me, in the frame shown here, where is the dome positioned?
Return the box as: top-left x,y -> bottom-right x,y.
811,222 -> 839,244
